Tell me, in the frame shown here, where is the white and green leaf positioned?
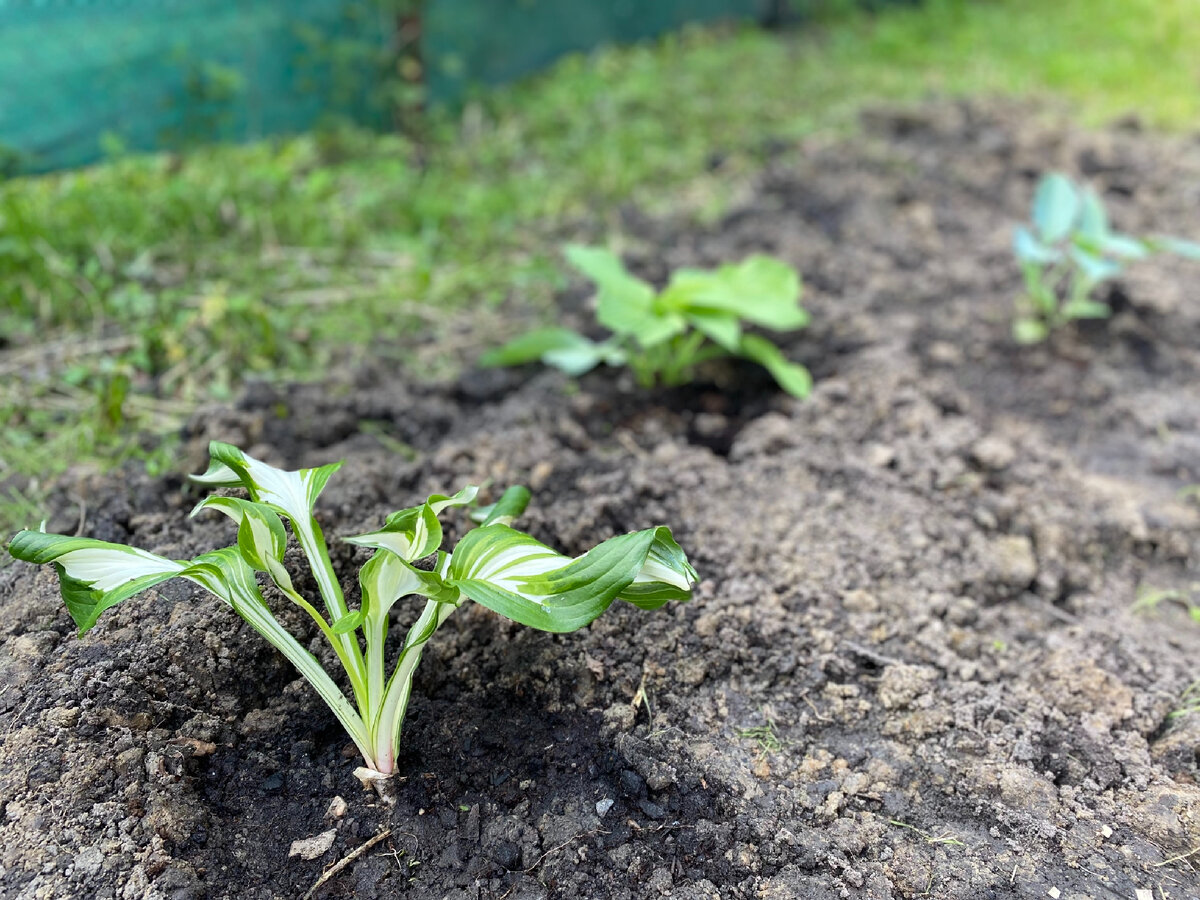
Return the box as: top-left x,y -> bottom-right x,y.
345,484 -> 478,562
192,496 -> 287,572
194,442 -> 342,528
7,531 -> 187,634
190,441 -> 365,695
445,524 -> 696,633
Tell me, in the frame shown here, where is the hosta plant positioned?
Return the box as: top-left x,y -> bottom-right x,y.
481,245 -> 813,397
1012,172 -> 1200,344
7,442 -> 697,783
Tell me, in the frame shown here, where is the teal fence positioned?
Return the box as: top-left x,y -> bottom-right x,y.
0,1 -> 901,174
0,0 -> 389,174
423,1 -> 771,101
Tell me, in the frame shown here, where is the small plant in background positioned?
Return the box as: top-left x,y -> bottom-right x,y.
1012,172 -> 1200,344
1132,584 -> 1200,626
482,245 -> 813,397
7,442 -> 696,783
1170,681 -> 1200,721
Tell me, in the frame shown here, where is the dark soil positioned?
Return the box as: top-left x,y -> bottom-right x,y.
3,100 -> 1200,900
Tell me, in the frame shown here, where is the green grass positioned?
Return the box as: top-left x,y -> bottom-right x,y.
3,0 -> 1198,536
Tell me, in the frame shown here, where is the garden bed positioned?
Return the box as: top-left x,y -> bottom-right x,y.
2,100 -> 1199,899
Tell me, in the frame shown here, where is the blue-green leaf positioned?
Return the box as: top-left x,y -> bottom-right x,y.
1150,235 -> 1200,260
1076,187 -> 1109,242
1069,247 -> 1123,283
1013,227 -> 1058,264
1032,173 -> 1081,243
1097,232 -> 1149,260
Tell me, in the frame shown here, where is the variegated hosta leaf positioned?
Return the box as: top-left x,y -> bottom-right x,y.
7,530 -> 376,763
191,442 -> 341,528
445,524 -> 696,633
178,548 -> 374,762
191,496 -> 287,572
359,548 -> 458,626
345,485 -> 479,562
191,443 -> 362,684
7,531 -> 187,634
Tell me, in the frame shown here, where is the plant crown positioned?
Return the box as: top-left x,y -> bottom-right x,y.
482,245 -> 813,397
7,442 -> 697,778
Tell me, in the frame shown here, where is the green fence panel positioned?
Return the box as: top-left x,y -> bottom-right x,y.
423,0 -> 773,102
0,0 -> 389,174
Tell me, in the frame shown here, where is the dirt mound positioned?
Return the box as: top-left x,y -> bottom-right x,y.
3,100 -> 1199,899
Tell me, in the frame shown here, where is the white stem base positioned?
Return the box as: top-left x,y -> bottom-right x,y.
352,766 -> 400,805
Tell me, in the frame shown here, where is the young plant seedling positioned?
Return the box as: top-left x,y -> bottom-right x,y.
1012,172 -> 1200,344
7,442 -> 697,785
481,245 -> 813,397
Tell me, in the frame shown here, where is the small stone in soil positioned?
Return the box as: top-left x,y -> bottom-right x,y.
971,435 -> 1017,471
596,798 -> 614,817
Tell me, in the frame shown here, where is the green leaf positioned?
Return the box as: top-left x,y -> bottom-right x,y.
617,527 -> 699,610
331,610 -> 365,634
686,311 -> 741,352
7,531 -> 187,634
542,340 -> 608,376
1013,317 -> 1049,344
1032,173 -> 1081,243
446,524 -> 696,633
471,485 -> 532,527
564,244 -> 670,342
1061,299 -> 1112,320
663,256 -> 808,331
738,334 -> 813,398
479,327 -> 593,368
236,507 -> 287,572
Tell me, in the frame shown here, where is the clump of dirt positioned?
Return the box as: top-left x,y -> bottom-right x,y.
3,100 -> 1200,899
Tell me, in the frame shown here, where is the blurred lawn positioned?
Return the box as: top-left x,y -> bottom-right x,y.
2,0 -> 1197,533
